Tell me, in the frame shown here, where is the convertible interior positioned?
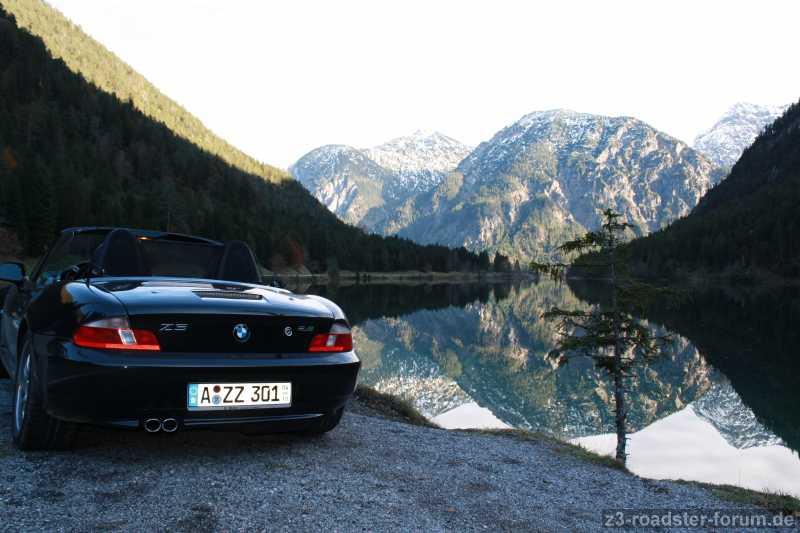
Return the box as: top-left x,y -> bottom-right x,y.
62,228 -> 263,284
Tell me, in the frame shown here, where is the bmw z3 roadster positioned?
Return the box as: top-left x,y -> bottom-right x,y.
0,227 -> 360,450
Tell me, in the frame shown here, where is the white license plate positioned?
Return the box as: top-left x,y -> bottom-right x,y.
187,382 -> 292,410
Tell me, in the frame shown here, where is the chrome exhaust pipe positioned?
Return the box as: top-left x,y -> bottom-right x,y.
161,418 -> 179,433
144,418 -> 162,433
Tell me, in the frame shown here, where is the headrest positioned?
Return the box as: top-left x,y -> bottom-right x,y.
217,240 -> 260,284
92,229 -> 146,277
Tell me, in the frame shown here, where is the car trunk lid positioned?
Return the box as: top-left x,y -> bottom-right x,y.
91,278 -> 335,353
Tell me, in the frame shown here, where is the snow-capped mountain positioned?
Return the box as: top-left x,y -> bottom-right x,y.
398,110 -> 723,261
290,145 -> 394,227
290,131 -> 471,230
293,110 -> 725,261
365,131 -> 472,196
693,103 -> 788,168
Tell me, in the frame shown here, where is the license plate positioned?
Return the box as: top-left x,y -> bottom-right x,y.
187,382 -> 291,410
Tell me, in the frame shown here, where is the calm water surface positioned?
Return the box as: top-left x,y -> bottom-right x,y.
306,280 -> 800,497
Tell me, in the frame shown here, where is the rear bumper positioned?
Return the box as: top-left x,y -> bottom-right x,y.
42,342 -> 360,431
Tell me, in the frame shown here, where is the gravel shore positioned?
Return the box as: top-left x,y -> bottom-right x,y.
0,379 -> 773,532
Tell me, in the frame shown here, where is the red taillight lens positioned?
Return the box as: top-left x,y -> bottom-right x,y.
308,323 -> 353,353
73,318 -> 160,351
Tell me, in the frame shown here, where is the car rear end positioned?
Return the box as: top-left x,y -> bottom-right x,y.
44,280 -> 360,434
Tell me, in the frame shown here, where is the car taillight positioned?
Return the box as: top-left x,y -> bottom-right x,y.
73,318 -> 160,351
308,323 -> 353,353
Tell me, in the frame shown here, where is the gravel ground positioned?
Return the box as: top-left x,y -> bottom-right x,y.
0,379 -> 774,532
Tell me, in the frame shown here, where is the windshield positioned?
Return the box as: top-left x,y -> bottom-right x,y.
35,231 -> 108,286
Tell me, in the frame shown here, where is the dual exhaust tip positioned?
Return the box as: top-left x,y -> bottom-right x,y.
144,418 -> 179,433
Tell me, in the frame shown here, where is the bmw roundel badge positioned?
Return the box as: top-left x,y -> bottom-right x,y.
284,326 -> 293,337
232,323 -> 251,343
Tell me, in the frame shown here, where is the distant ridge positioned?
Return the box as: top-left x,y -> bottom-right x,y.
693,102 -> 788,168
291,131 -> 471,232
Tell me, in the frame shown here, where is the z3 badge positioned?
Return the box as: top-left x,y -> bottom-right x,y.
159,323 -> 189,332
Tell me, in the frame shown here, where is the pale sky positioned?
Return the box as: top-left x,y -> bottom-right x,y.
48,0 -> 799,169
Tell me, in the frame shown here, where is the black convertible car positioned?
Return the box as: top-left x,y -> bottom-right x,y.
0,227 -> 360,450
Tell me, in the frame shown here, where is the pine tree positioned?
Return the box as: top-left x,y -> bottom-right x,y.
532,209 -> 669,464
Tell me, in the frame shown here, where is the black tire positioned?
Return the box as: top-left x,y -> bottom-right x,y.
12,337 -> 75,450
302,406 -> 345,436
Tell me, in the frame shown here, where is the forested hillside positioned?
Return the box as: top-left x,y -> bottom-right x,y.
0,5 -> 482,272
627,100 -> 799,279
2,0 -> 283,182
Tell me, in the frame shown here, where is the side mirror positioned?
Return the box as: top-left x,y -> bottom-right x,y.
0,262 -> 25,284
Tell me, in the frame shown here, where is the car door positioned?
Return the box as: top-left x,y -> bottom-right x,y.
0,236 -> 65,376
1,230 -> 111,376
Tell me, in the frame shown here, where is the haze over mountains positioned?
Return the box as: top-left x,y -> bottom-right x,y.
294,103 -> 787,262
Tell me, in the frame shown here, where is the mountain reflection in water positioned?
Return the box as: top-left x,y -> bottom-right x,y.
309,280 -> 800,497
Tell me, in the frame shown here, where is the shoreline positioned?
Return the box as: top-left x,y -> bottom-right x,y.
353,386 -> 800,515
0,380 -> 796,530
269,269 -> 535,286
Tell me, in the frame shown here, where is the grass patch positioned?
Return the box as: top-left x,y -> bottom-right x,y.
353,389 -> 624,471
673,480 -> 800,514
555,441 -> 628,471
457,428 -> 627,471
353,385 -> 438,428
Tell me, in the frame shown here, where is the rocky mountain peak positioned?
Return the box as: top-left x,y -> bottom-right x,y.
294,109 -> 723,262
410,109 -> 721,261
693,102 -> 788,168
365,131 -> 471,192
290,131 -> 471,230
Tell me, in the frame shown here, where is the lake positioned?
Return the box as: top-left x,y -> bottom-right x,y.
306,279 -> 800,498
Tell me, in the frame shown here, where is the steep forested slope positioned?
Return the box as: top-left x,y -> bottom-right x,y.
2,0 -> 283,182
627,101 -> 800,279
0,5 -> 481,272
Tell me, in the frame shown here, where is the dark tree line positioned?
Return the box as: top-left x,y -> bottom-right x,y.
625,100 -> 800,280
0,10 -> 486,273
312,282 -> 518,326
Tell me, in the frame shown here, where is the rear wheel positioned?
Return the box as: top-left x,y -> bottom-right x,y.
12,337 -> 75,450
302,406 -> 345,436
